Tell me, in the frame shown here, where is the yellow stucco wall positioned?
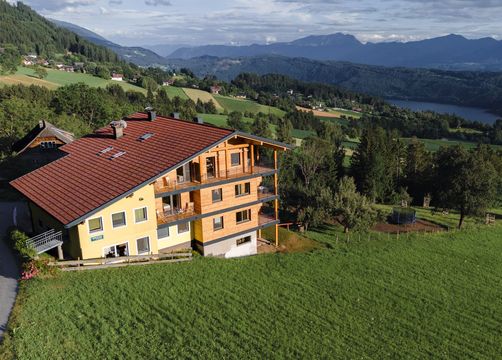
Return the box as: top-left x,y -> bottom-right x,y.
74,184 -> 160,259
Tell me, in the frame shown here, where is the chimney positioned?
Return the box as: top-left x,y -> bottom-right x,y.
193,116 -> 204,124
145,107 -> 156,121
39,120 -> 45,129
110,120 -> 127,140
171,112 -> 180,119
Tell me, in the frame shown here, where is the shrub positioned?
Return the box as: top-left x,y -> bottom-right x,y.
21,256 -> 58,280
10,229 -> 36,259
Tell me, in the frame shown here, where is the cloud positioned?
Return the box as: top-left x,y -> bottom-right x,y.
21,0 -> 97,12
145,0 -> 172,6
109,0 -> 123,4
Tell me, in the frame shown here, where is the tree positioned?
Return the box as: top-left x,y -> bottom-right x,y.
351,126 -> 396,202
403,137 -> 432,202
34,66 -> 48,79
434,146 -> 498,228
140,76 -> 158,93
333,177 -> 378,233
227,111 -> 248,131
251,114 -> 272,138
276,118 -> 293,144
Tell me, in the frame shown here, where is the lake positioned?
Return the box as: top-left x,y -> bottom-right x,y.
387,99 -> 500,125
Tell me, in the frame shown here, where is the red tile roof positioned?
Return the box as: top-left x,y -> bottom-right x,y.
10,112 -> 234,227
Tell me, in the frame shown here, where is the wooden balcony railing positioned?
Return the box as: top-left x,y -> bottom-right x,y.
156,205 -> 199,225
154,163 -> 275,194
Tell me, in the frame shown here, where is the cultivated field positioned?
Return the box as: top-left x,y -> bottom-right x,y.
183,88 -> 224,111
402,137 -> 502,152
2,213 -> 501,359
197,113 -> 254,128
296,106 -> 361,119
162,86 -> 189,100
0,67 -> 147,93
215,95 -> 285,117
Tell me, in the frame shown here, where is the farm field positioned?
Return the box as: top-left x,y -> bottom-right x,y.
297,106 -> 361,119
215,95 -> 285,117
0,67 -> 147,93
402,137 -> 502,152
182,88 -> 224,111
161,86 -> 189,100
2,216 -> 502,359
197,113 -> 254,128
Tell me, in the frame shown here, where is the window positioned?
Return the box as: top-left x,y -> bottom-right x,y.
236,236 -> 252,246
136,237 -> 150,255
212,188 -> 223,203
235,182 -> 251,197
40,141 -> 56,150
231,152 -> 241,166
213,216 -> 224,230
111,211 -> 126,228
236,209 -> 251,224
178,222 -> 190,234
134,207 -> 148,223
88,217 -> 103,233
157,227 -> 170,239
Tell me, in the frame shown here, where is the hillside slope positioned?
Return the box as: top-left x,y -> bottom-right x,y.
50,19 -> 167,66
0,1 -> 119,64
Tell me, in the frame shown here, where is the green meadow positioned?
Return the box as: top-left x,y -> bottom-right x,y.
214,95 -> 286,117
2,209 -> 502,359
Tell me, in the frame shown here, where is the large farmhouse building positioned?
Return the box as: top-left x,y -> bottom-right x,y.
11,111 -> 290,260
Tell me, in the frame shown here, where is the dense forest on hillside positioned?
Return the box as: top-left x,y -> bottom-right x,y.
0,1 -> 119,65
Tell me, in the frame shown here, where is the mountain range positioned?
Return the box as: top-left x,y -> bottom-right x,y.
51,19 -> 167,67
168,33 -> 502,71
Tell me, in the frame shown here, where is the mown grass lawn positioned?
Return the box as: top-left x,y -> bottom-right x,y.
0,67 -> 146,94
2,220 -> 502,359
214,95 -> 285,117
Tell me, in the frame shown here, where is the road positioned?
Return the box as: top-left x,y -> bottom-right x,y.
0,202 -> 30,342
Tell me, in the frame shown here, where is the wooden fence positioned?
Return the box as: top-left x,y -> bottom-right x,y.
49,252 -> 193,271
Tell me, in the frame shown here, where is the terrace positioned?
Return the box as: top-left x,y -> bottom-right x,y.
154,161 -> 275,195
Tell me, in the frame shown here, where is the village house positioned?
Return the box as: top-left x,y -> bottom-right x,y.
11,111 -> 290,260
111,73 -> 124,81
210,85 -> 222,94
11,120 -> 75,165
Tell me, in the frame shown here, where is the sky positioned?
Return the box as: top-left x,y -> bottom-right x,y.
10,0 -> 502,46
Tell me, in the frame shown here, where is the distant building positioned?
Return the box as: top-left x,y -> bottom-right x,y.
22,59 -> 34,66
210,85 -> 222,94
235,94 -> 247,99
111,73 -> 124,81
287,89 -> 294,95
73,62 -> 85,69
61,65 -> 74,72
162,79 -> 174,86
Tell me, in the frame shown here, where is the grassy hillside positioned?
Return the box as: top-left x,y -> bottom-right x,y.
214,95 -> 286,117
2,220 -> 502,359
197,113 -> 254,128
162,86 -> 189,100
0,67 -> 146,93
183,88 -> 223,111
402,137 -> 502,152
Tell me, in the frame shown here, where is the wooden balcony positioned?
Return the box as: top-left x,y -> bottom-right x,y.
258,213 -> 277,227
156,205 -> 199,225
257,186 -> 276,200
154,163 -> 275,195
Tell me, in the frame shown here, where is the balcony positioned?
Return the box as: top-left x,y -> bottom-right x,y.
154,163 -> 275,195
156,204 -> 199,225
258,213 -> 277,227
257,186 -> 276,200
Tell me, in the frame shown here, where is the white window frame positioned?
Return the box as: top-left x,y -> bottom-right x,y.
102,241 -> 129,258
157,226 -> 170,239
136,236 -> 150,255
134,206 -> 148,224
88,216 -> 104,234
177,222 -> 190,234
111,211 -> 127,229
213,216 -> 224,231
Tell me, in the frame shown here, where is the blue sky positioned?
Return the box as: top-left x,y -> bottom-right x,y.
11,0 -> 502,46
